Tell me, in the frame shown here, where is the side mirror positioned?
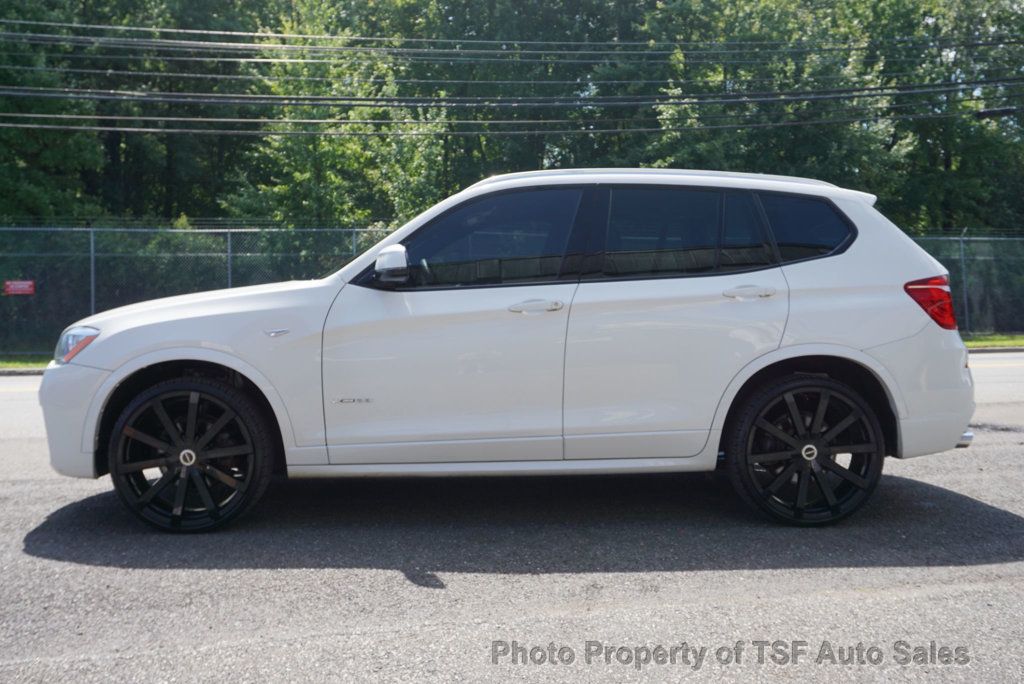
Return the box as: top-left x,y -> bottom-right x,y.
374,244 -> 409,284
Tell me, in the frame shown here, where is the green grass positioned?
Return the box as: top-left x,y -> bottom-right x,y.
962,333 -> 1024,349
0,355 -> 51,369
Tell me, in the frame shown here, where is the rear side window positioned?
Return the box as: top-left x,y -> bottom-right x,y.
602,186 -> 773,277
758,193 -> 852,262
402,188 -> 583,287
604,187 -> 720,276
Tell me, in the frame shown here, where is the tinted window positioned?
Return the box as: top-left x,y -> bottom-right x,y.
604,187 -> 720,276
721,191 -> 773,271
759,193 -> 852,262
402,188 -> 582,287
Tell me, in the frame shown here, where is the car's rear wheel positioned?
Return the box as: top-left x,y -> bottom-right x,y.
726,375 -> 885,525
108,377 -> 274,532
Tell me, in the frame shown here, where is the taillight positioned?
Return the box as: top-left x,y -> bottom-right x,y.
904,275 -> 957,330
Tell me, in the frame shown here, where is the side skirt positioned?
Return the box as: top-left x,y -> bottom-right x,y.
288,433 -> 722,478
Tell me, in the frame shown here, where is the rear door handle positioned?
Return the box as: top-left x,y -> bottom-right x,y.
722,285 -> 777,300
508,299 -> 564,314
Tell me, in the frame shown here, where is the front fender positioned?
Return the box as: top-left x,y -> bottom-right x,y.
82,347 -> 305,458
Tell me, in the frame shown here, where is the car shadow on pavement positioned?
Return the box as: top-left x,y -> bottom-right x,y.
23,473 -> 1024,588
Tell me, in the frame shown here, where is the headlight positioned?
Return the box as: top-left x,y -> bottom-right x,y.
54,326 -> 99,364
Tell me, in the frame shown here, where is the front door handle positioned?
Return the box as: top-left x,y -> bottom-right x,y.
723,285 -> 777,300
508,299 -> 564,314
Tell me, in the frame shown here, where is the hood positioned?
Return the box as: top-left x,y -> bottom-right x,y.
74,279 -> 331,332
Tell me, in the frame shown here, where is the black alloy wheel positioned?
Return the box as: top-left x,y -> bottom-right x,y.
726,375 -> 885,525
108,377 -> 274,532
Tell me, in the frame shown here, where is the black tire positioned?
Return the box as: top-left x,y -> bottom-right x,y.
108,377 -> 275,532
725,375 -> 885,526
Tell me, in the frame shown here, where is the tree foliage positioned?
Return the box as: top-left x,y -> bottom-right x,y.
0,0 -> 1022,232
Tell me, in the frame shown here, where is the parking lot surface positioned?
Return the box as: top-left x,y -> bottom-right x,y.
1,353 -> 1022,682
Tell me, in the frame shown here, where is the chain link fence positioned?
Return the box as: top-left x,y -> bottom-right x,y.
1,227 -> 1021,353
0,227 -> 392,353
914,235 -> 1024,334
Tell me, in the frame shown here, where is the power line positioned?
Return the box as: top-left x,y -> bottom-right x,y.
4,28 -> 1022,58
2,31 -> 1018,66
0,45 -> 977,69
0,62 -> 948,89
0,110 -> 987,137
3,92 -> 1014,127
976,107 -> 1021,119
3,18 -> 1021,51
0,111 -> 666,125
2,79 -> 1018,109
0,30 -> 672,57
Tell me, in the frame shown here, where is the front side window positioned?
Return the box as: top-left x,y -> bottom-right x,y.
601,186 -> 774,278
401,188 -> 583,287
758,192 -> 852,262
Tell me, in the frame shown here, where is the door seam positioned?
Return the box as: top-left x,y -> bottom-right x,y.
560,281 -> 582,460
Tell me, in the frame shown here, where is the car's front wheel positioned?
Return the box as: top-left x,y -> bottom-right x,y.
108,377 -> 275,532
726,375 -> 885,525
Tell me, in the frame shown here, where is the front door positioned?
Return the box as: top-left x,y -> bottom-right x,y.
322,186 -> 587,464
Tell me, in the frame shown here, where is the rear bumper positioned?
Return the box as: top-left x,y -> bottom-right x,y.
956,430 -> 973,448
864,325 -> 974,458
39,361 -> 110,478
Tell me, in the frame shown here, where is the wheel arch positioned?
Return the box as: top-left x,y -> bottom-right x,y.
712,345 -> 904,459
87,349 -> 293,477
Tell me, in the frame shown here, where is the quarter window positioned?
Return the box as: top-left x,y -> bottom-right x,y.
758,193 -> 852,262
402,188 -> 582,287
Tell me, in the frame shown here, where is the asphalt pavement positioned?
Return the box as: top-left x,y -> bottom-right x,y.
0,354 -> 1022,682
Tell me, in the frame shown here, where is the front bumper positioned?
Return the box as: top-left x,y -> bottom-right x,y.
39,361 -> 111,478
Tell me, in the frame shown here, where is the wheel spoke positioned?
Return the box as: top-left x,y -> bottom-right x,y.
748,450 -> 796,465
170,468 -> 189,526
203,464 -> 242,490
784,392 -> 807,437
766,460 -> 801,494
821,409 -> 862,443
821,458 -> 869,489
119,456 -> 173,473
185,391 -> 199,443
812,466 -> 839,509
189,468 -> 219,518
194,409 -> 237,451
827,443 -> 877,455
136,468 -> 178,508
810,390 -> 830,435
795,469 -> 810,511
123,426 -> 175,455
200,444 -> 252,461
755,419 -> 802,448
152,399 -> 184,448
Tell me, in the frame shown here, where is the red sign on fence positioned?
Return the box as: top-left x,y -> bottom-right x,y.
3,280 -> 35,296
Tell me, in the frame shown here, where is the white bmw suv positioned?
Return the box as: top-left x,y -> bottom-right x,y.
39,169 -> 975,531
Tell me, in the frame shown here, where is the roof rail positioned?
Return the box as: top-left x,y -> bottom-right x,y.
470,168 -> 837,189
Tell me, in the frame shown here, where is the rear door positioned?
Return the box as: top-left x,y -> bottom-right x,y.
563,185 -> 790,459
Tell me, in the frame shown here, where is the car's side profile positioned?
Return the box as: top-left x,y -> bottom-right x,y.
39,168 -> 975,531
